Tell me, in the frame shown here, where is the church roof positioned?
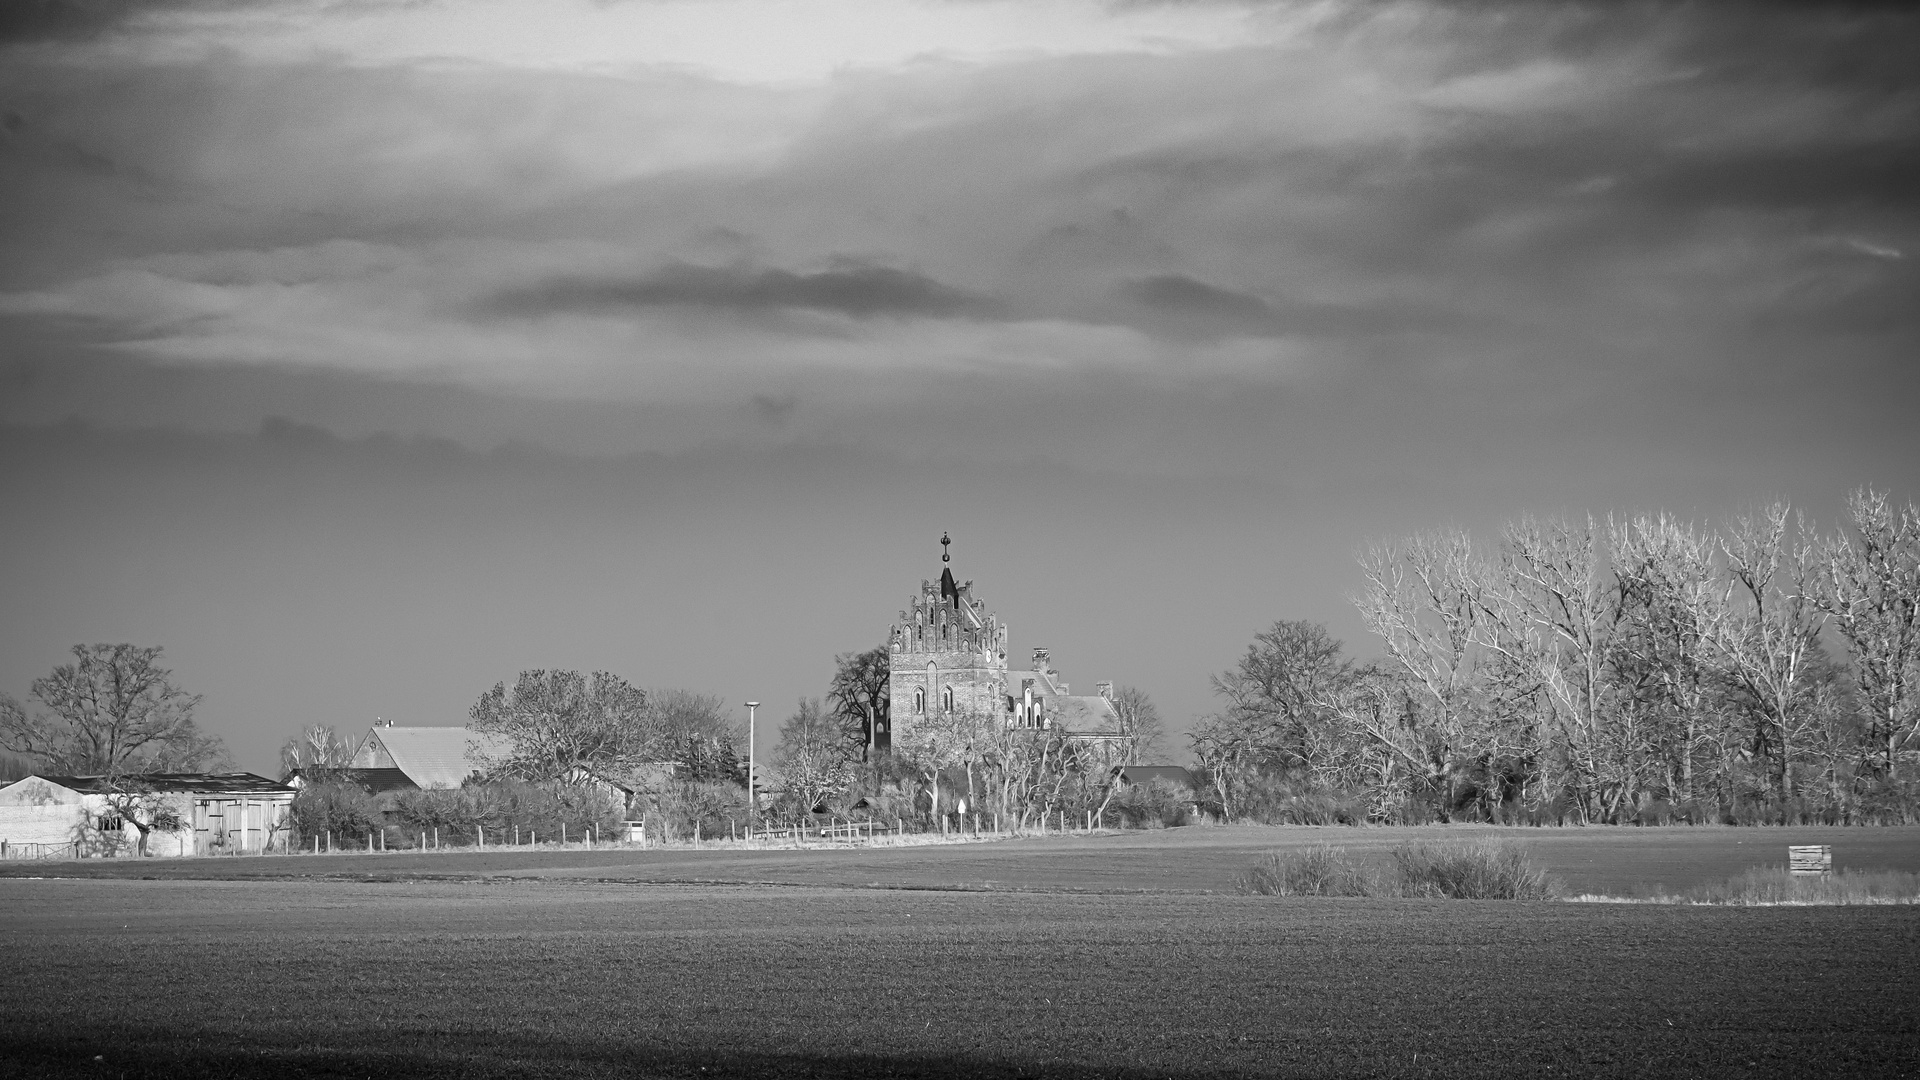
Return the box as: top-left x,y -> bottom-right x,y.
1046,695 -> 1124,737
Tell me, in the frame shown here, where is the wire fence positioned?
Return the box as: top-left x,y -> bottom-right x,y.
0,840 -> 79,860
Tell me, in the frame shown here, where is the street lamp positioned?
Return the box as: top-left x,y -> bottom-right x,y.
745,701 -> 760,827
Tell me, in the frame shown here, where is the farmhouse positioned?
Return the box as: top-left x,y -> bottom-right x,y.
888,535 -> 1128,754
350,721 -> 509,789
345,721 -> 674,806
0,773 -> 296,858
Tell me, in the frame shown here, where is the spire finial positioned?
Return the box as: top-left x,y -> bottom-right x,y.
941,532 -> 951,563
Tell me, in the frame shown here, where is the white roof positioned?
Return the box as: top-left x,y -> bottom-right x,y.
355,726 -> 511,789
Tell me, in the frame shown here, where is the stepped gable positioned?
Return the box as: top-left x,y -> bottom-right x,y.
886,536 -> 1125,749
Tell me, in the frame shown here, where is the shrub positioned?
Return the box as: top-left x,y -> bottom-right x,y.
639,780 -> 749,841
1221,772 -> 1370,826
1387,840 -> 1559,900
1678,867 -> 1920,906
1239,846 -> 1376,896
1104,779 -> 1194,830
388,781 -> 625,845
288,782 -> 382,844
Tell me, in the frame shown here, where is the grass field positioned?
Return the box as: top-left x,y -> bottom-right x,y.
4,878 -> 1918,1078
9,824 -> 1920,896
4,827 -> 1918,1077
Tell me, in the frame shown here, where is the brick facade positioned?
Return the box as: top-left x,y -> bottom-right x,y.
887,546 -> 1127,751
887,568 -> 1009,749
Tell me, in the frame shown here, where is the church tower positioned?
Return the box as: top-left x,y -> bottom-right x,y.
887,534 -> 1009,751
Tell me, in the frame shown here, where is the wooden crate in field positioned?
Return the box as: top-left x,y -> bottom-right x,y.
1788,845 -> 1832,876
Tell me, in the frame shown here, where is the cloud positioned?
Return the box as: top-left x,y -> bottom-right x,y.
751,392 -> 799,425
485,260 -> 1007,321
0,0 -> 243,44
0,0 -> 1916,440
1113,274 -> 1474,340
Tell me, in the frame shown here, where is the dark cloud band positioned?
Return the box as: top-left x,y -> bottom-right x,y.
484,260 -> 1006,322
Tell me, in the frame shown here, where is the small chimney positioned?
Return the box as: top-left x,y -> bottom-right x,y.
1031,647 -> 1050,671
1097,682 -> 1113,700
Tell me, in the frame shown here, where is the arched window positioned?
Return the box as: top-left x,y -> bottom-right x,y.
943,685 -> 955,713
913,687 -> 925,715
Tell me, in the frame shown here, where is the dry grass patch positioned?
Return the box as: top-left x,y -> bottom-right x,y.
1239,839 -> 1560,899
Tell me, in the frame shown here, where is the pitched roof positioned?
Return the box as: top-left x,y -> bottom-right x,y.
1047,694 -> 1124,737
290,767 -> 420,795
355,726 -> 511,789
33,773 -> 295,796
0,775 -> 87,805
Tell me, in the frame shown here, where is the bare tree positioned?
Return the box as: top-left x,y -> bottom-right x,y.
1208,621 -> 1352,772
1609,512 -> 1725,807
1108,685 -> 1165,764
97,777 -> 186,857
1494,517 -> 1620,821
648,690 -> 744,782
825,644 -> 889,760
280,724 -> 357,781
894,703 -> 996,818
0,644 -> 226,774
1706,503 -> 1827,805
774,697 -> 856,811
1354,530 -> 1498,818
1815,488 -> 1920,779
468,670 -> 663,786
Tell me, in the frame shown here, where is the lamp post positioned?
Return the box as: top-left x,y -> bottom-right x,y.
745,701 -> 760,826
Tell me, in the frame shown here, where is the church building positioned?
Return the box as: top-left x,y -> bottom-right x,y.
884,535 -> 1127,754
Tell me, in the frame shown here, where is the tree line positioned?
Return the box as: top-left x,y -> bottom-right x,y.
1193,489 -> 1920,825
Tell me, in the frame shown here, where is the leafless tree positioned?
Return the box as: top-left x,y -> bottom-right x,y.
1705,503 -> 1827,804
1608,512 -> 1725,807
280,724 -> 357,781
1354,530 -> 1499,817
826,644 -> 889,760
97,776 -> 186,857
468,670 -> 663,786
1108,685 -> 1166,764
0,644 -> 226,774
1493,517 -> 1623,820
774,697 -> 856,812
1814,487 -> 1920,779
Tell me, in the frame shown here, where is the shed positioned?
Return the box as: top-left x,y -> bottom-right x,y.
12,773 -> 297,857
0,775 -> 89,854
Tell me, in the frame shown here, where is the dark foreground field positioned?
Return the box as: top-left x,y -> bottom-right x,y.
3,876 -> 1918,1079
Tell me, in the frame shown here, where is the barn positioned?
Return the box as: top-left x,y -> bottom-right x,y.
0,773 -> 297,858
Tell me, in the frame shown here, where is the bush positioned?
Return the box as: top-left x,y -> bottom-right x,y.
289,782 -> 382,844
1677,867 -> 1920,906
638,780 -> 749,840
1240,846 -> 1375,896
1218,772 -> 1370,826
388,781 -> 625,845
1104,779 -> 1195,829
1387,840 -> 1559,900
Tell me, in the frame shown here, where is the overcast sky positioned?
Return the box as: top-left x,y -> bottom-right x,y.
2,0 -> 1916,773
